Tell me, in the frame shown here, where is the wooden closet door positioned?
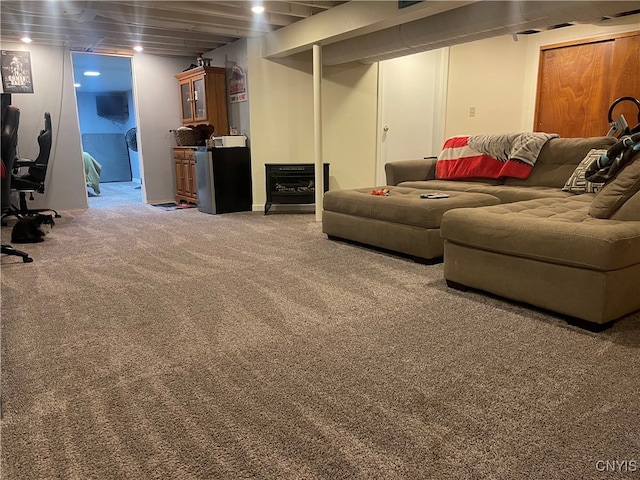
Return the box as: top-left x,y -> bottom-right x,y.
535,40 -> 613,137
535,32 -> 640,138
610,34 -> 640,131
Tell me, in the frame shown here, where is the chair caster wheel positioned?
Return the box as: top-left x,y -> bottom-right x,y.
23,256 -> 33,263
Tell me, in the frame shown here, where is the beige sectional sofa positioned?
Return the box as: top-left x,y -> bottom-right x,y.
322,136 -> 640,328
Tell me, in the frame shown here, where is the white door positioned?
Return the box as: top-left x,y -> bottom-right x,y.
376,48 -> 449,185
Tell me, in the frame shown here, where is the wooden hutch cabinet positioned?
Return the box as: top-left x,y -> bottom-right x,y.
175,66 -> 229,135
173,66 -> 230,203
173,147 -> 198,203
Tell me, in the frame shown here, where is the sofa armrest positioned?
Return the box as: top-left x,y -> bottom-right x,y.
385,157 -> 438,186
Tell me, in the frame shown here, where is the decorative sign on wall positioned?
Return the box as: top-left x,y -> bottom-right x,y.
229,65 -> 247,103
1,50 -> 34,94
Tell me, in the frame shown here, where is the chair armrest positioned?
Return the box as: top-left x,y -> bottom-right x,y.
13,158 -> 37,169
14,159 -> 45,174
385,157 -> 438,186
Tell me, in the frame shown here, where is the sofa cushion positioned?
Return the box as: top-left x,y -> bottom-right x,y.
399,180 -> 574,203
399,179 -> 502,191
440,196 -> 640,271
323,187 -> 500,229
562,149 -> 607,194
589,152 -> 640,219
464,185 -> 574,203
502,137 -> 617,188
610,190 -> 640,221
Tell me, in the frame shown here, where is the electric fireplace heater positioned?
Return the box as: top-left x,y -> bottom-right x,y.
264,163 -> 330,214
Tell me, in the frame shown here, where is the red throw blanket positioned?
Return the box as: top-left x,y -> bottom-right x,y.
436,133 -> 558,180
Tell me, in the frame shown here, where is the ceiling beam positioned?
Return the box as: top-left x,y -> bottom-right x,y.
263,0 -> 475,58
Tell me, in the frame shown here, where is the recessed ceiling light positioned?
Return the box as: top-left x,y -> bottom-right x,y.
84,71 -> 101,76
252,5 -> 265,14
74,83 -> 81,88
21,36 -> 32,43
133,45 -> 143,52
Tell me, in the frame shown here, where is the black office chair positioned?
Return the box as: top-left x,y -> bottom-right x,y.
1,105 -> 33,262
1,104 -> 20,223
9,111 -> 60,219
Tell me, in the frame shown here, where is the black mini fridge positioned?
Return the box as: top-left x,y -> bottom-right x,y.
194,147 -> 253,214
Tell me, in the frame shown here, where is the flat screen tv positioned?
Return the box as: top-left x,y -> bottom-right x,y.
96,93 -> 129,122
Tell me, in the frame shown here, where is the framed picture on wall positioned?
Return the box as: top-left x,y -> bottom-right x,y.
1,50 -> 34,94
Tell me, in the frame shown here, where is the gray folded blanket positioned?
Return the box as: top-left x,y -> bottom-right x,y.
469,132 -> 559,167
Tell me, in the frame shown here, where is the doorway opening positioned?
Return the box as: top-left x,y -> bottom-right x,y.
71,52 -> 142,208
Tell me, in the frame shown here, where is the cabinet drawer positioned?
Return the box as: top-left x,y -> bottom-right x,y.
174,148 -> 197,160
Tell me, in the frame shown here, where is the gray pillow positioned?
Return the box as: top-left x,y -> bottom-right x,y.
562,149 -> 606,194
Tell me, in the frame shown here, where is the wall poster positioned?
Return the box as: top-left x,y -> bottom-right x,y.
229,65 -> 247,103
1,50 -> 34,94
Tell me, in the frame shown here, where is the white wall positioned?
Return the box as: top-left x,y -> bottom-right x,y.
445,17 -> 640,138
247,39 -> 379,208
1,43 -> 87,211
131,53 -> 192,204
445,35 -> 528,137
204,39 -> 251,141
322,61 -> 378,190
1,44 -> 195,209
247,41 -> 315,208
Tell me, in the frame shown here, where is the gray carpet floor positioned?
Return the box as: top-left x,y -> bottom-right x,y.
88,181 -> 142,209
1,205 -> 639,479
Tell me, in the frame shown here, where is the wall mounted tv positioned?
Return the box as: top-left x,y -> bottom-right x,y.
96,92 -> 129,122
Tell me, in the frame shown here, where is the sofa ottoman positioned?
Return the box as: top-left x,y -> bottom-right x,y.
323,186 -> 500,262
440,195 -> 640,327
